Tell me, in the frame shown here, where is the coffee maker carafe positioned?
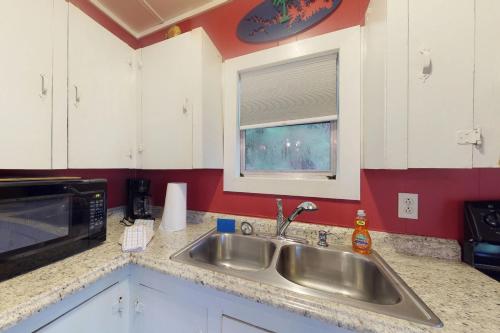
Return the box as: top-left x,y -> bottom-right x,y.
126,179 -> 153,222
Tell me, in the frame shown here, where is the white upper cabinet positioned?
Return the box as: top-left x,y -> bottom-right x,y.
363,0 -> 498,169
68,4 -> 137,169
0,0 -> 67,169
140,32 -> 194,170
407,0 -> 474,168
139,28 -> 223,170
362,0 -> 408,169
473,0 -> 500,168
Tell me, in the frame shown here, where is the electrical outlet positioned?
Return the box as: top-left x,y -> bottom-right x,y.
398,193 -> 418,220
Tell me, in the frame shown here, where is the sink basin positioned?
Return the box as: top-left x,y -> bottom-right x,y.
171,229 -> 442,327
175,233 -> 276,271
276,244 -> 401,305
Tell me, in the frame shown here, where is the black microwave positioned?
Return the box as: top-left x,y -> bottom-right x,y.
0,178 -> 107,281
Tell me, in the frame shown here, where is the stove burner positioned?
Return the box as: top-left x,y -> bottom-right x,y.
483,212 -> 500,228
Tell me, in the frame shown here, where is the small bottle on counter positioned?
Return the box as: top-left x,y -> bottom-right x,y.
352,209 -> 372,255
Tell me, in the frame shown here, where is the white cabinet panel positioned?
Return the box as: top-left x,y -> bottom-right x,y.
408,0 -> 475,168
51,0 -> 69,169
37,280 -> 129,333
140,32 -> 195,169
473,0 -> 500,168
362,0 -> 408,169
0,0 -> 54,169
140,28 -> 223,170
132,284 -> 207,333
68,4 -> 137,169
193,30 -> 223,169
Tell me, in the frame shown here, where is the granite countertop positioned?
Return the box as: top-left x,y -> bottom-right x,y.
0,211 -> 498,333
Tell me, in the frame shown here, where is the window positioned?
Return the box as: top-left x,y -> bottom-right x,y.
239,54 -> 338,179
223,27 -> 361,200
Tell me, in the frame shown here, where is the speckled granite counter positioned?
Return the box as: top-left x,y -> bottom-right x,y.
0,211 -> 498,333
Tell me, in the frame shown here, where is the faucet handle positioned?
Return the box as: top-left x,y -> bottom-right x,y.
318,230 -> 330,247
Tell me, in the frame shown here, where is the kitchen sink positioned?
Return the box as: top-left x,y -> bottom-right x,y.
181,233 -> 276,271
276,244 -> 401,305
171,229 -> 442,327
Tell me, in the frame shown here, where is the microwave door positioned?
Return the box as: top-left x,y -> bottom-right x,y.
0,194 -> 72,256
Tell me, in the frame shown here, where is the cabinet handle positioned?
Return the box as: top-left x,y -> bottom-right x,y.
418,49 -> 432,82
40,74 -> 48,97
74,85 -> 81,107
182,98 -> 189,114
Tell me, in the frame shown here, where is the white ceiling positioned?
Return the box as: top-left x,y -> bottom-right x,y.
89,0 -> 229,38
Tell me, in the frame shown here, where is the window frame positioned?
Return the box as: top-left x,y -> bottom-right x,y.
223,27 -> 361,200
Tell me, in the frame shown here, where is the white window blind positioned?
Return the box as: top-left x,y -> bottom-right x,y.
239,53 -> 338,130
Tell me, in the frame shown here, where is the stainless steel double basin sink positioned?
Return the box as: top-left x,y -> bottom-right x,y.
171,230 -> 442,327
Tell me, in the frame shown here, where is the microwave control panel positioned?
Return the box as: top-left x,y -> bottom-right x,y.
89,192 -> 106,233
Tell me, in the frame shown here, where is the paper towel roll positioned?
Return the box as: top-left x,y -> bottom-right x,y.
160,182 -> 187,232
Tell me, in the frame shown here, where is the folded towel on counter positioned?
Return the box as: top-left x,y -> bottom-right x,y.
134,219 -> 155,229
121,219 -> 155,252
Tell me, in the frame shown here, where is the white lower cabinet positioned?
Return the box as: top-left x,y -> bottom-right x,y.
36,280 -> 129,333
221,316 -> 270,333
7,266 -> 351,333
132,284 -> 207,333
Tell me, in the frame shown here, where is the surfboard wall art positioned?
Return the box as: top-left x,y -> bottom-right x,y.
237,0 -> 342,43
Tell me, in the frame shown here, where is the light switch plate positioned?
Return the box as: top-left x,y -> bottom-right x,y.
398,193 -> 418,220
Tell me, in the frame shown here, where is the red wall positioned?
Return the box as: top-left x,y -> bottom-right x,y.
2,167 -> 498,241
7,1 -> 498,241
140,169 -> 500,241
139,0 -> 370,59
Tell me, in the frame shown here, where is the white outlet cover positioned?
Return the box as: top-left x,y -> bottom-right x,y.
398,193 -> 419,220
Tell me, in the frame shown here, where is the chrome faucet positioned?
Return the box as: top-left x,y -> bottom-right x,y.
276,199 -> 284,236
276,199 -> 318,238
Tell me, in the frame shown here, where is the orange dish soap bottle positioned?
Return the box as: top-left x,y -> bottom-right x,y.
352,209 -> 372,255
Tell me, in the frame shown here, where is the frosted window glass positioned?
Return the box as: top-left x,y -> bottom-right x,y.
244,122 -> 332,172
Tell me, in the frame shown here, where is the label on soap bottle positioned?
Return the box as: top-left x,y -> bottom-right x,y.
354,234 -> 369,248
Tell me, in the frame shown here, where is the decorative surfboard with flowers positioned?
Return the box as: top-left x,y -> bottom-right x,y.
237,0 -> 342,43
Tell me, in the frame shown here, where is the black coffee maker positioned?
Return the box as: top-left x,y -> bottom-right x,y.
126,179 -> 153,222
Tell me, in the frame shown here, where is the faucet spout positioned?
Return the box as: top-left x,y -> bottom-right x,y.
277,201 -> 318,237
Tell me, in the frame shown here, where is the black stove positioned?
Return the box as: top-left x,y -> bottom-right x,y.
463,201 -> 500,281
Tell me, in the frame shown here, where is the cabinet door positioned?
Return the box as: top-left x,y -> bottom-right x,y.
408,0 -> 475,168
36,281 -> 129,333
221,316 -> 271,333
362,0 -> 409,169
68,4 -> 137,168
140,32 -> 195,169
132,284 -> 207,333
0,0 -> 53,169
473,0 -> 500,168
